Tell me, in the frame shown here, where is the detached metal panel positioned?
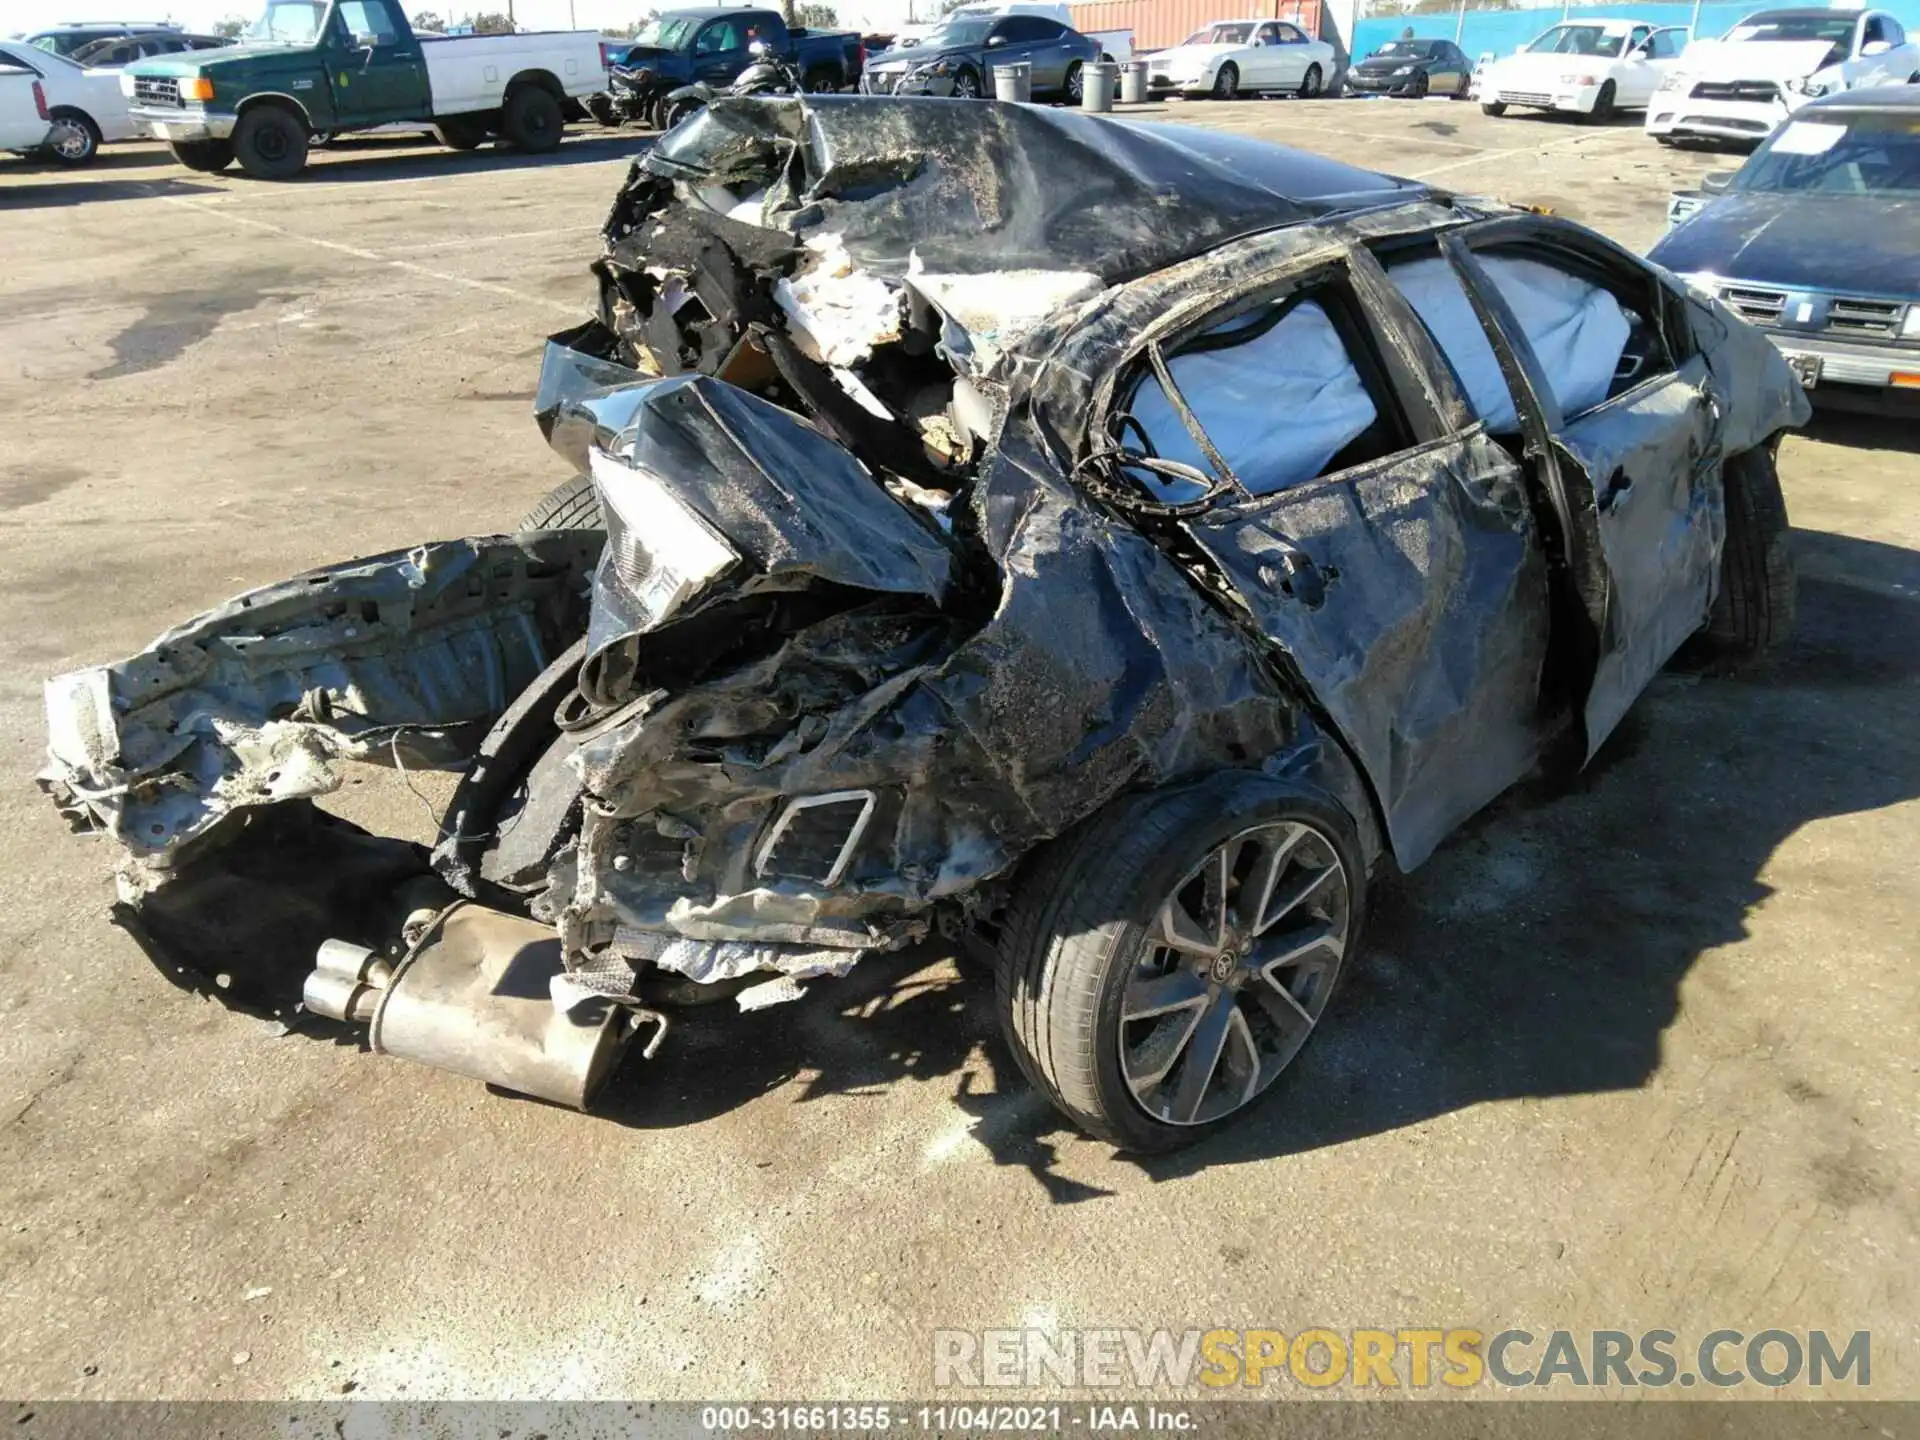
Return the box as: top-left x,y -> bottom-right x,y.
1071,0 -> 1324,52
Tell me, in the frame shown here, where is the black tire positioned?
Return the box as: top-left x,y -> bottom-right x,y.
994,775 -> 1365,1152
584,93 -> 619,126
169,138 -> 233,172
1454,72 -> 1470,99
801,67 -> 837,93
500,84 -> 564,152
1481,99 -> 1507,116
1587,79 -> 1616,124
1298,62 -> 1322,98
953,65 -> 982,99
1701,445 -> 1795,658
662,94 -> 706,130
1063,60 -> 1084,103
1408,70 -> 1429,99
433,114 -> 489,149
518,473 -> 604,532
232,104 -> 309,179
44,109 -> 101,166
1211,62 -> 1239,100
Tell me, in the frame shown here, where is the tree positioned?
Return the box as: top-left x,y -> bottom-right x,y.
469,10 -> 514,31
411,10 -> 446,30
211,15 -> 245,35
797,3 -> 837,24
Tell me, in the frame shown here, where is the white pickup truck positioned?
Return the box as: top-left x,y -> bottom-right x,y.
0,55 -> 53,155
121,0 -> 605,178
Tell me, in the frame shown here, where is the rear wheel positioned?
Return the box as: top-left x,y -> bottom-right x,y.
1211,62 -> 1239,100
1587,79 -> 1616,123
500,84 -> 564,152
1699,445 -> 1795,658
232,104 -> 309,179
1481,99 -> 1507,115
518,473 -> 604,532
169,138 -> 233,172
1298,62 -> 1322,97
45,109 -> 101,166
995,777 -> 1364,1152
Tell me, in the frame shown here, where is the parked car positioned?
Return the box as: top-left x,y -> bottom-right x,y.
41,96 -> 1806,1151
0,38 -> 141,164
1646,7 -> 1920,144
1346,36 -> 1473,99
22,21 -> 179,58
861,13 -> 1098,98
119,0 -> 606,178
935,2 -> 1132,67
69,31 -> 233,67
1141,18 -> 1337,100
1474,19 -> 1689,120
1651,85 -> 1920,411
585,7 -> 861,128
0,54 -> 52,153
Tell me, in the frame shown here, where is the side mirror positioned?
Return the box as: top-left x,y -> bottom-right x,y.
1861,38 -> 1891,55
1701,170 -> 1737,194
986,33 -> 1007,46
352,30 -> 379,47
748,38 -> 768,55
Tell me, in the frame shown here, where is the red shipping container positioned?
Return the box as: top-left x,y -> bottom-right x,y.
1070,0 -> 1323,53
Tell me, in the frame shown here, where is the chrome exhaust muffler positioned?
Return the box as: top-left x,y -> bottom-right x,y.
304,900 -> 662,1110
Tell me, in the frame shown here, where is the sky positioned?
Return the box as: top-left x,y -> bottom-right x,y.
0,0 -> 932,38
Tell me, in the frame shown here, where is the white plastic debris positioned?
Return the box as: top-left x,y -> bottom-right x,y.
773,234 -> 904,368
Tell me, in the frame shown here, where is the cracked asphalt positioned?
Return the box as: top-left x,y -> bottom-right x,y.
0,102 -> 1915,1404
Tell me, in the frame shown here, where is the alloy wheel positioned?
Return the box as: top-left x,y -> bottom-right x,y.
1118,821 -> 1350,1126
49,119 -> 93,161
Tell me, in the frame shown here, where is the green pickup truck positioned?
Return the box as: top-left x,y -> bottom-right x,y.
121,0 -> 606,178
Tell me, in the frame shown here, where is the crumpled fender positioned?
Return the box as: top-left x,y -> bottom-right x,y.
39,533 -> 601,879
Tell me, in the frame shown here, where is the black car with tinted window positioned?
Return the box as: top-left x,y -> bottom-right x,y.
1651,85 -> 1920,412
1345,36 -> 1473,97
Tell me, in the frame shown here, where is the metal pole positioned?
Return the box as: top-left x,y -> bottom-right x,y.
1455,0 -> 1467,44
1688,0 -> 1703,37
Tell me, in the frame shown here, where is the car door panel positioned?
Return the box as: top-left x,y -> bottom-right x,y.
331,0 -> 426,122
1555,358 -> 1719,750
1187,429 -> 1551,872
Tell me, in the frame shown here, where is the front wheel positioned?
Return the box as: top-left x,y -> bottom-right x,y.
1481,99 -> 1507,115
1297,62 -> 1323,98
433,114 -> 489,150
952,66 -> 983,99
517,473 -> 604,532
995,777 -> 1364,1152
500,84 -> 563,152
44,109 -> 101,166
1586,79 -> 1616,124
169,138 -> 233,172
232,105 -> 309,179
1407,70 -> 1429,99
662,94 -> 705,130
1210,62 -> 1239,100
1064,60 -> 1084,103
1699,445 -> 1795,658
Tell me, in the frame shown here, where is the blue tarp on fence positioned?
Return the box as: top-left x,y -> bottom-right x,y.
1350,1 -> 1920,64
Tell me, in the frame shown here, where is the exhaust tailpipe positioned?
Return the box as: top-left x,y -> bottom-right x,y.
305,901 -> 661,1110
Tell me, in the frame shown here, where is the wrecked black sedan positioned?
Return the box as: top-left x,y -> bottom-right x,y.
40,97 -> 1806,1151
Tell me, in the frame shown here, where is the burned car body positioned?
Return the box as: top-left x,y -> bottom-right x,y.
40,97 -> 1806,1151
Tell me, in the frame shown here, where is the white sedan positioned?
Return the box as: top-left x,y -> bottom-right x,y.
1646,7 -> 1920,144
1475,19 -> 1690,120
0,39 -> 139,164
1143,18 -> 1338,99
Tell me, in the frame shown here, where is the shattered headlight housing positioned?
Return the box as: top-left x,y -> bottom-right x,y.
1392,64 -> 1416,76
1559,71 -> 1599,86
1786,75 -> 1832,97
1658,70 -> 1689,91
909,56 -> 954,77
589,447 -> 737,631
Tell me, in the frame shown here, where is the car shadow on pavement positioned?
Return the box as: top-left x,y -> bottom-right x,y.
1804,409 -> 1920,453
0,174 -> 226,208
286,132 -> 654,185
